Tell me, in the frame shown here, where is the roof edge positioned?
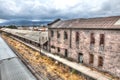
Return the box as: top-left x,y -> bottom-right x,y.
47,18 -> 61,26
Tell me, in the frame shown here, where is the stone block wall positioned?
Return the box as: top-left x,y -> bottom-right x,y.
48,29 -> 120,77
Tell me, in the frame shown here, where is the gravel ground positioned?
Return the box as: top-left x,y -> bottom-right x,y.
2,34 -> 85,80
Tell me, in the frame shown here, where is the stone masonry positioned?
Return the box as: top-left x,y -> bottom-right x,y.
48,16 -> 120,78
49,29 -> 120,77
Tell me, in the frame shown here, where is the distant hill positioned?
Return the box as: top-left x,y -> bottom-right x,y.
0,20 -> 51,26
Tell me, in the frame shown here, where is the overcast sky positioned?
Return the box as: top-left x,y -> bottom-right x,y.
0,0 -> 120,23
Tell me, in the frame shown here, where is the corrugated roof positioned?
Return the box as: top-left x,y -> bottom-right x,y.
49,16 -> 120,29
0,58 -> 36,80
0,37 -> 16,61
0,36 -> 37,80
1,28 -> 48,45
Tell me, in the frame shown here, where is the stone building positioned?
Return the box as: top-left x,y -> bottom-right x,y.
1,28 -> 49,50
48,16 -> 120,77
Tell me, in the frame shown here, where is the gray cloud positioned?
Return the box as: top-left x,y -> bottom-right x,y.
0,0 -> 120,22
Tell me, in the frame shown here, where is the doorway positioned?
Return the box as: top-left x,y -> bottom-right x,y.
78,53 -> 83,63
65,49 -> 68,57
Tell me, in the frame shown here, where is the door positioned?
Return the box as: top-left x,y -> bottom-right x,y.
65,49 -> 68,57
78,53 -> 83,63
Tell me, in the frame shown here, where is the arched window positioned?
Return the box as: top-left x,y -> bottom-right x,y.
64,31 -> 68,39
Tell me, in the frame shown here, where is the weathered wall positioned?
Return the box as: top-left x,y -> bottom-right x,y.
49,29 -> 120,77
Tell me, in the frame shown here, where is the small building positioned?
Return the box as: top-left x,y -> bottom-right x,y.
48,16 -> 120,78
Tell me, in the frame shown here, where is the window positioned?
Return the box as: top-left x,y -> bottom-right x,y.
76,32 -> 79,42
99,34 -> 105,51
98,56 -> 103,67
42,37 -> 44,40
90,33 -> 95,44
58,47 -> 60,52
90,33 -> 95,50
100,34 -> 105,45
78,53 -> 83,63
65,49 -> 68,57
64,31 -> 68,39
51,30 -> 54,37
89,54 -> 94,64
57,31 -> 60,38
51,45 -> 55,49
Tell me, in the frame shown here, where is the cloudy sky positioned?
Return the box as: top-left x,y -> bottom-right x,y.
0,0 -> 120,23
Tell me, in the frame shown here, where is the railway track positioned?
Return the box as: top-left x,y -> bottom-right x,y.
3,38 -> 48,80
2,35 -> 84,80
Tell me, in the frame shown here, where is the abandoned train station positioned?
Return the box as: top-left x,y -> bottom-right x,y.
48,16 -> 120,77
0,16 -> 120,79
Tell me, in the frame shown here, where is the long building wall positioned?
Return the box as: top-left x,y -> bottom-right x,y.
2,28 -> 120,77
49,29 -> 120,77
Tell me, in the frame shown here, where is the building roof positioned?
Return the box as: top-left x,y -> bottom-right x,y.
0,37 -> 16,61
0,58 -> 37,80
1,28 -> 48,45
0,37 -> 37,80
48,16 -> 120,29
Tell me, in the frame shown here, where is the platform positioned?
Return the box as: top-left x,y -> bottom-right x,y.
12,36 -> 112,80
